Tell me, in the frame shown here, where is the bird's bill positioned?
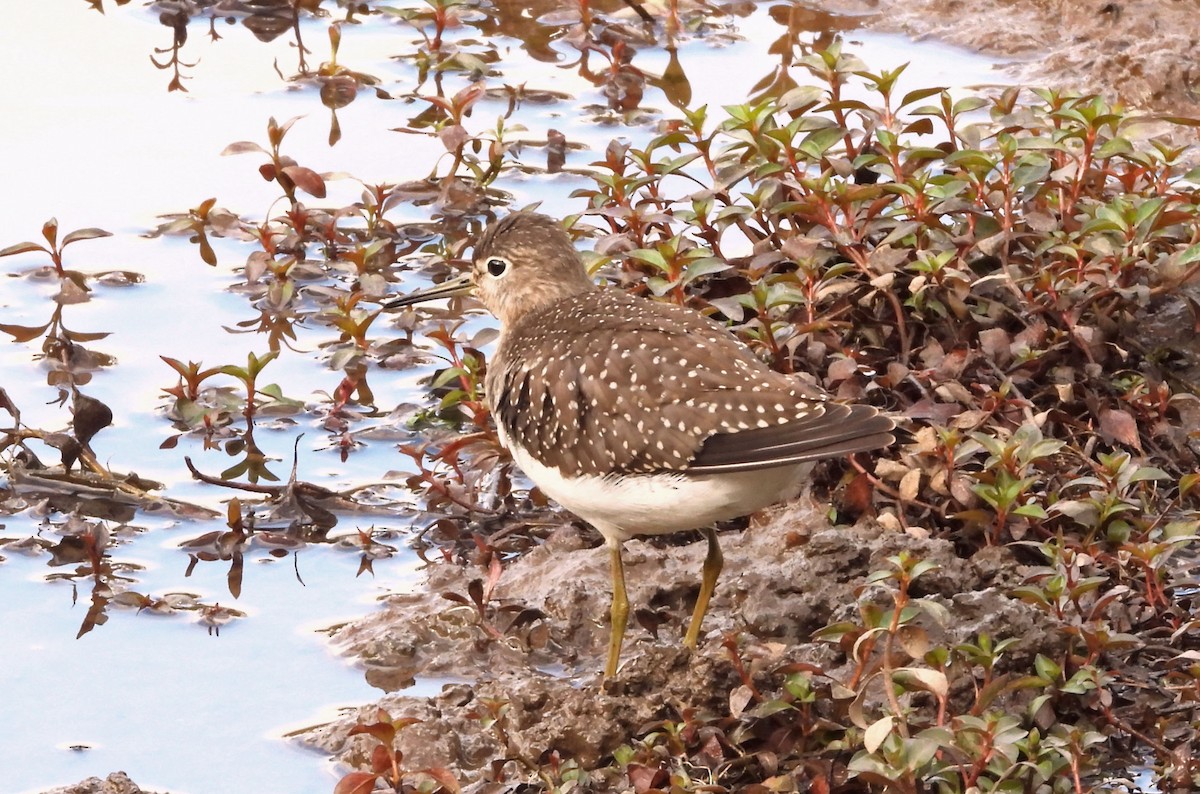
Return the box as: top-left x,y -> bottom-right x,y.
383,273 -> 474,308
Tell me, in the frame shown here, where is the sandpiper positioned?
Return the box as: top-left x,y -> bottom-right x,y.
387,212 -> 894,678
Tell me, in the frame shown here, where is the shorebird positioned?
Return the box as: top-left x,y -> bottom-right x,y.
387,212 -> 894,678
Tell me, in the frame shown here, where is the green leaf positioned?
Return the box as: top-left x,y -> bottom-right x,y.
432,366 -> 467,389
798,126 -> 845,159
863,715 -> 894,753
1033,654 -> 1061,682
1060,669 -> 1096,695
892,667 -> 948,698
627,248 -> 670,273
749,699 -> 795,718
952,96 -> 990,114
218,365 -> 249,380
899,86 -> 946,108
1012,503 -> 1048,519
1129,466 -> 1170,483
1177,243 -> 1200,266
909,559 -> 941,581
681,257 -> 731,286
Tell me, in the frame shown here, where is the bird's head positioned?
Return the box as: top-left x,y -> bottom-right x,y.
385,212 -> 595,326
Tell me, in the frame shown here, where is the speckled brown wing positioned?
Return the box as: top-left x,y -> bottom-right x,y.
486,288 -> 893,476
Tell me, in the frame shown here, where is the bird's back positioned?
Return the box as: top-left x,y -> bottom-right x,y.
486,287 -> 893,477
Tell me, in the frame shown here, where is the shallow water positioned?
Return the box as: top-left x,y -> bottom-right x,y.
0,2 -> 1005,791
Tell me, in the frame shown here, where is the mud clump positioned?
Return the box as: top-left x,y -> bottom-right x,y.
38,773 -> 162,794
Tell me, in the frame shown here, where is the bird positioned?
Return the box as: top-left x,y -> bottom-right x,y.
386,212 -> 895,678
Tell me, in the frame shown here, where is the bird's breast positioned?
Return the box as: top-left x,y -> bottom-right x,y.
496,422 -> 808,543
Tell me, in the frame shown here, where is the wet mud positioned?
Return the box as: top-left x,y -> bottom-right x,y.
299,500 -> 1062,788
839,0 -> 1200,115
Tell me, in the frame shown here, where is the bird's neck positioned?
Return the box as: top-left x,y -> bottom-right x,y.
491,278 -> 598,329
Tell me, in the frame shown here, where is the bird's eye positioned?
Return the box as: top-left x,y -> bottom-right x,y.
486,257 -> 509,277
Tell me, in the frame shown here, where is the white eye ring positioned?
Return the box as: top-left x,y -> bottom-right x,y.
485,257 -> 510,278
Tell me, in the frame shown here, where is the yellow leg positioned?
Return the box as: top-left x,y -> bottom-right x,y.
605,540 -> 630,679
684,526 -> 722,648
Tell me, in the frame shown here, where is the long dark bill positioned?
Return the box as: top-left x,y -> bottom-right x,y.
383,273 -> 474,309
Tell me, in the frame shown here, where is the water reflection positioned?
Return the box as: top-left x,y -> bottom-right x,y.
115,0 -> 870,141
150,0 -> 316,90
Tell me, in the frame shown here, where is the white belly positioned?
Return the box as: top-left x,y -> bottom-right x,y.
502,430 -> 808,544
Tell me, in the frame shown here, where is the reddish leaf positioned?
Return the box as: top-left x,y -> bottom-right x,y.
348,721 -> 395,746
370,743 -> 392,773
901,117 -> 935,135
281,165 -> 326,198
437,124 -> 468,153
62,227 -> 113,246
329,111 -> 342,146
0,321 -> 51,343
839,472 -> 874,516
484,553 -> 502,602
276,115 -> 302,137
72,393 -> 113,445
227,550 -> 244,599
198,231 -> 216,266
221,141 -> 268,156
628,763 -> 667,793
451,81 -> 484,110
467,578 -> 484,608
226,498 -> 243,530
1099,408 -> 1142,451
62,329 -> 112,342
160,356 -> 191,378
417,93 -> 454,114
0,241 -> 48,258
420,767 -> 461,793
333,772 -> 378,794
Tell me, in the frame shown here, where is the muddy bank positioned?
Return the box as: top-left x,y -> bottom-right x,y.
298,501 -> 1061,788
842,0 -> 1200,113
37,773 -> 162,794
